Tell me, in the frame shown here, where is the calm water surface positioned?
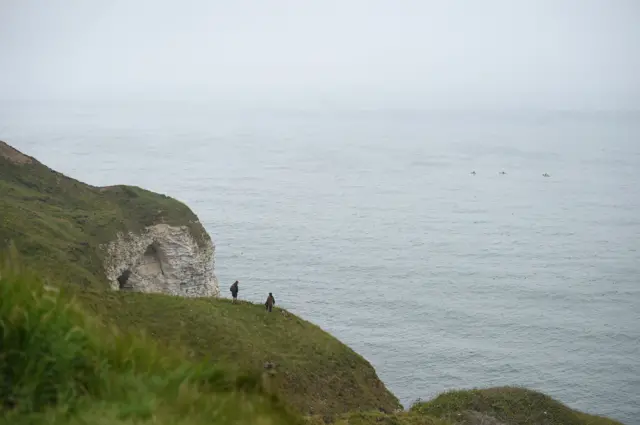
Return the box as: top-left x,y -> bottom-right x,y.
1,103 -> 639,424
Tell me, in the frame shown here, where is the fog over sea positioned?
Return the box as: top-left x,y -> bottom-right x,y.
1,102 -> 638,424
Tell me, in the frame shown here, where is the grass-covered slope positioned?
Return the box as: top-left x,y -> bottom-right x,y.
410,387 -> 623,425
74,289 -> 401,417
0,259 -> 300,425
0,140 -> 209,288
323,388 -> 623,425
0,140 -> 400,417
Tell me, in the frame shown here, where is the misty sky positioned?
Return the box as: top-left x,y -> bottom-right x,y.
1,0 -> 638,109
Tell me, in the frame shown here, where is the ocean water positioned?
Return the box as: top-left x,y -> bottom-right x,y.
1,103 -> 639,424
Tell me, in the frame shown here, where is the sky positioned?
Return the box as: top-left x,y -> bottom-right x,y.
0,0 -> 638,109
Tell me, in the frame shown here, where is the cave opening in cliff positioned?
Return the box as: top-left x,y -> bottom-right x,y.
143,243 -> 165,276
117,269 -> 132,290
144,243 -> 157,257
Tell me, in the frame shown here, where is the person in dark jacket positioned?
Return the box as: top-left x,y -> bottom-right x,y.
230,280 -> 239,303
265,292 -> 275,312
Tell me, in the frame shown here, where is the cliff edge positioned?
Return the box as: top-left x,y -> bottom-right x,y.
0,140 -> 218,297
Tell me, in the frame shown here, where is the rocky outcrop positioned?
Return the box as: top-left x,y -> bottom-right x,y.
103,224 -> 219,297
0,140 -> 34,164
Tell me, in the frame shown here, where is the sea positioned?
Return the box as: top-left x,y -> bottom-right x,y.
1,102 -> 638,424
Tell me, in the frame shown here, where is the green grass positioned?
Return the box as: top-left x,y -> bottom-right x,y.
70,288 -> 401,417
325,410 -> 450,425
0,250 -> 399,423
409,387 -> 623,425
307,387 -> 626,425
0,255 -> 301,425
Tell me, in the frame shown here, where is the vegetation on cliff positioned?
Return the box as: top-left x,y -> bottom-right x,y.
312,387 -> 623,424
75,289 -> 401,417
409,387 -> 622,425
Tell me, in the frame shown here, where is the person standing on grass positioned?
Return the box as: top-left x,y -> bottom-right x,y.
265,292 -> 275,312
230,280 -> 239,303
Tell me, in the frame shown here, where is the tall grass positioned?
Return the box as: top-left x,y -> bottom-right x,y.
0,252 -> 299,424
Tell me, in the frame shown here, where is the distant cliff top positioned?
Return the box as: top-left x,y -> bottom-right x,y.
0,140 -> 211,288
0,140 -> 36,164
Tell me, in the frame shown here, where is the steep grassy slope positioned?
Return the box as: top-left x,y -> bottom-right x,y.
73,289 -> 401,417
0,258 -> 300,425
0,140 -> 401,417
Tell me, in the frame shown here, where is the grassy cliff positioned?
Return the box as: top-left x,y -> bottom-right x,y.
74,290 -> 401,417
0,140 -> 400,419
0,141 -> 624,424
0,140 -> 209,288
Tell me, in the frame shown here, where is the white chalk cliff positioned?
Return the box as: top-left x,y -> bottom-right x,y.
103,224 -> 219,297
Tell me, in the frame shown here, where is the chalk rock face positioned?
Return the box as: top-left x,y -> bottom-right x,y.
103,224 -> 219,297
